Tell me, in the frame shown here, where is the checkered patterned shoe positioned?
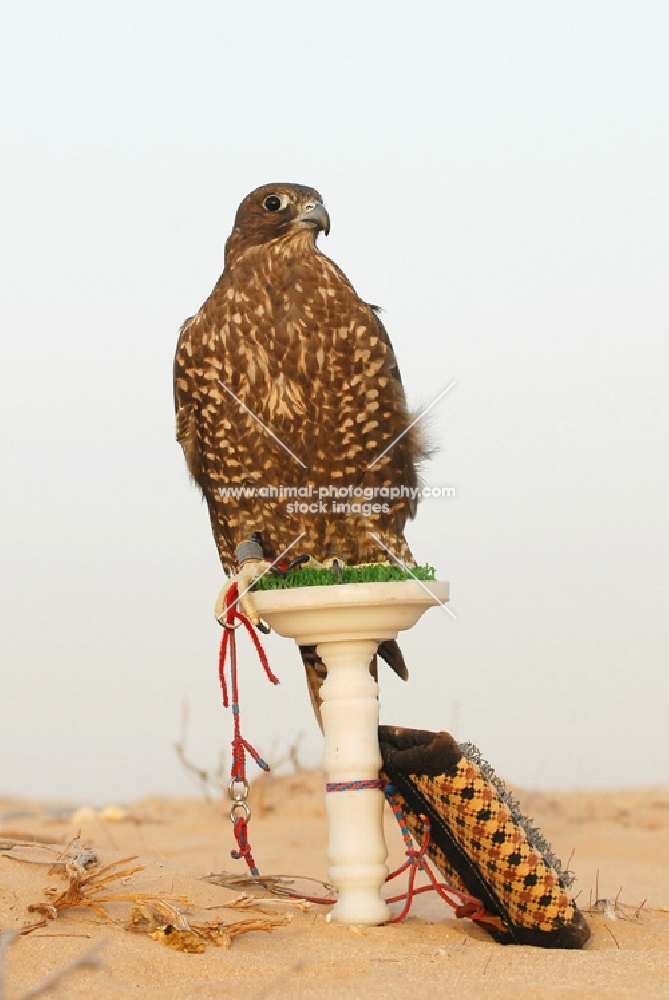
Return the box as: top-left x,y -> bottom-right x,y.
379,725 -> 590,948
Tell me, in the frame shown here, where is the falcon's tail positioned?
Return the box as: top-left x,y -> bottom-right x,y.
377,638 -> 408,681
299,640 -> 408,731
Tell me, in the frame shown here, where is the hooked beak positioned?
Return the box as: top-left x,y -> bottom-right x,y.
298,201 -> 330,236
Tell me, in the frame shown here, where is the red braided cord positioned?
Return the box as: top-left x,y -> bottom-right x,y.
231,815 -> 259,874
219,583 -> 279,695
218,629 -> 231,707
382,785 -> 485,923
217,587 -> 489,927
278,783 -> 487,926
218,582 -> 280,876
383,812 -> 485,923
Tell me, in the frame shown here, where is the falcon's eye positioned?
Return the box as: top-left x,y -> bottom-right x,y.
263,194 -> 285,212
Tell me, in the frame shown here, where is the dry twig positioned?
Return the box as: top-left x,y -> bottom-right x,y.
602,923 -> 621,950
126,902 -> 288,952
19,840 -> 294,956
23,854 -> 189,935
204,892 -> 312,913
202,871 -> 334,900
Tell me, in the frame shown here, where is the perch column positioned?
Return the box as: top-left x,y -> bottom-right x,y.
318,638 -> 390,924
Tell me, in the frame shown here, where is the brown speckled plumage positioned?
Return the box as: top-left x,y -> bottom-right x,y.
174,183 -> 421,716
174,182 -> 421,568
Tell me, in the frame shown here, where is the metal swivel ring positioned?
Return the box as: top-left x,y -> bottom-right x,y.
230,801 -> 252,822
228,777 -> 250,803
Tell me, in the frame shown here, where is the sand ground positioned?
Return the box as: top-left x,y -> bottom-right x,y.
2,773 -> 669,999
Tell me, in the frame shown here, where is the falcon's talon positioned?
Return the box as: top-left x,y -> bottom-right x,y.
300,555 -> 348,573
214,558 -> 268,628
269,554 -> 310,579
256,619 -> 271,635
287,554 -> 311,571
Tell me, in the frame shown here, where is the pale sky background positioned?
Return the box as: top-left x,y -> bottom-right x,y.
1,2 -> 668,803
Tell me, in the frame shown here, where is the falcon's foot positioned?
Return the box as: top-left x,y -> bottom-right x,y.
215,538 -> 269,627
301,555 -> 346,580
214,558 -> 268,626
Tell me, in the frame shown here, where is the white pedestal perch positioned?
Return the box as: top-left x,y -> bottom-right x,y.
253,580 -> 449,924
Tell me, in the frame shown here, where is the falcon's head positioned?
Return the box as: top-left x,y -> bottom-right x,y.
225,183 -> 330,262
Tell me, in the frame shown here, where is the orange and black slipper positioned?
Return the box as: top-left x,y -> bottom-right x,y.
379,725 -> 590,948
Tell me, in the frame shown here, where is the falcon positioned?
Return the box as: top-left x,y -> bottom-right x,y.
174,183 -> 424,721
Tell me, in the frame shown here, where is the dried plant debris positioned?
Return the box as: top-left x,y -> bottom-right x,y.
22,852 -> 189,936
2,835 -> 98,873
18,848 -> 291,953
126,902 -> 188,935
127,903 -> 288,953
149,925 -> 206,954
585,874 -> 649,923
204,891 -> 313,913
0,832 -> 64,849
591,898 -> 619,921
189,915 -> 289,950
1,840 -> 90,866
202,871 -> 335,902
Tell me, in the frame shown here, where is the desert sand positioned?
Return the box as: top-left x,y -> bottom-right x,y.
2,772 -> 669,999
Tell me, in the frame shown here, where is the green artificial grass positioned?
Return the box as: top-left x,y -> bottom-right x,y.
252,563 -> 437,591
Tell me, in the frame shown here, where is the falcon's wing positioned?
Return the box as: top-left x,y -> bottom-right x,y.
173,316 -> 204,485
